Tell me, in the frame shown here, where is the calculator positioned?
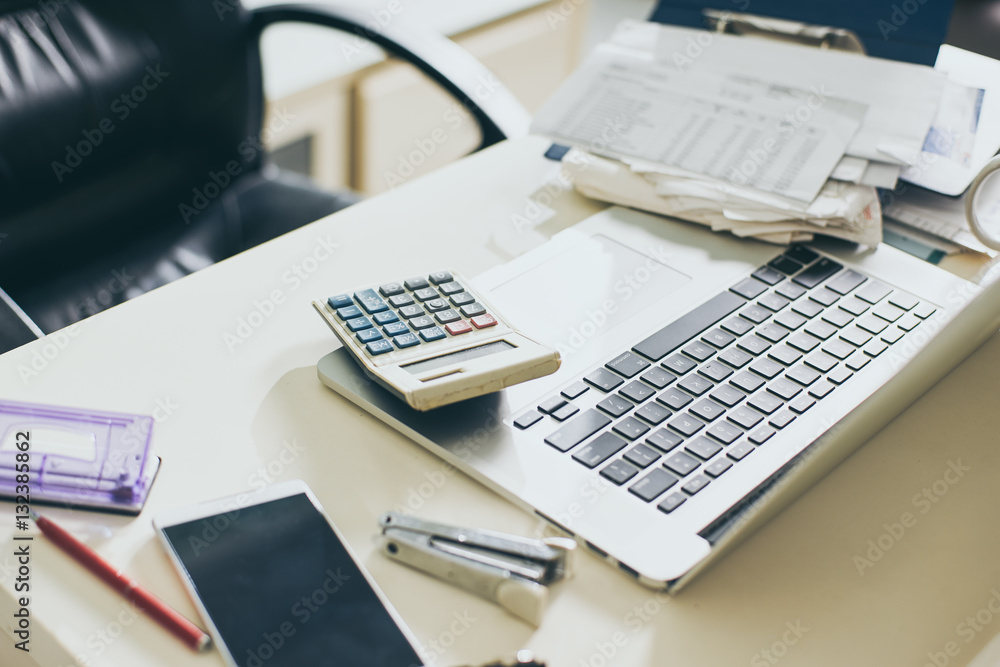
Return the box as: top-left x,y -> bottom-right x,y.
313,270 -> 561,411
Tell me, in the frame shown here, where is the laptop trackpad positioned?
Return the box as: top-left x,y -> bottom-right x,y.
488,234 -> 691,354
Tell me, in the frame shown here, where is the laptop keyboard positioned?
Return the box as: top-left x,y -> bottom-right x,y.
513,246 -> 938,516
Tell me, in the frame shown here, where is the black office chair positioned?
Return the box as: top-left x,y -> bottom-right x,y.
0,0 -> 529,353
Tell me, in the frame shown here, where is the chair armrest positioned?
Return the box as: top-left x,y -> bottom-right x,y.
0,287 -> 42,355
248,3 -> 532,151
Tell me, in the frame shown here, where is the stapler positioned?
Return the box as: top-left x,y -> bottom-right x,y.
378,512 -> 575,626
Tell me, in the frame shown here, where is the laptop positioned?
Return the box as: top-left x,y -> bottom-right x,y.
316,206 -> 1000,591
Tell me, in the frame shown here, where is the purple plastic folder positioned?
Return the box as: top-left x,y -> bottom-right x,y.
0,400 -> 160,514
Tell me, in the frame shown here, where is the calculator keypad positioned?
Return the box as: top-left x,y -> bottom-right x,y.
327,272 -> 496,359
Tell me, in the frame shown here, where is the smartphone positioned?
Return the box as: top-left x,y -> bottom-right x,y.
154,480 -> 424,667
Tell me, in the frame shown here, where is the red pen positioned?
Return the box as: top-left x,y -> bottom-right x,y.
29,509 -> 211,652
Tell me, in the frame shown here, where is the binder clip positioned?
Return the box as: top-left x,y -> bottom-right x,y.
378,512 -> 575,626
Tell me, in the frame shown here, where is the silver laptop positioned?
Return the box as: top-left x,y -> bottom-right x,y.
316,206 -> 1000,591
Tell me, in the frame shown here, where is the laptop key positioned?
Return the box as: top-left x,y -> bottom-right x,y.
768,345 -> 802,366
768,378 -> 802,401
669,414 -> 705,437
913,302 -> 936,319
561,381 -> 590,399
709,384 -> 745,407
740,305 -> 771,324
731,371 -> 766,393
889,292 -> 919,311
585,368 -> 625,392
690,399 -> 726,422
821,308 -> 853,328
606,351 -> 650,378
804,352 -> 838,373
682,474 -> 711,496
792,299 -> 824,318
614,417 -> 650,441
728,405 -> 763,430
793,257 -> 843,288
758,293 -> 790,312
658,492 -> 688,513
718,347 -> 753,368
839,297 -> 870,316
573,432 -> 628,469
857,314 -> 888,334
784,245 -> 819,264
787,332 -> 820,353
738,336 -> 771,356
662,353 -> 697,375
663,451 -> 700,477
657,387 -> 693,410
728,441 -> 756,460
598,395 -> 634,418
630,468 -> 679,502
750,358 -> 784,379
678,374 -> 714,396
756,323 -> 790,343
856,281 -> 892,304
748,392 -> 783,415
897,313 -> 921,331
873,303 -> 906,322
623,443 -> 660,468
789,395 -> 816,414
840,326 -> 872,347
776,281 -> 807,301
620,381 -> 656,404
731,277 -> 769,300
823,339 -> 855,359
646,428 -> 684,453
721,316 -> 754,336
881,327 -> 905,344
705,458 -> 733,478
864,340 -> 889,357
808,380 -> 835,399
636,402 -> 671,425
786,364 -> 821,386
682,341 -> 716,362
551,403 -> 580,422
699,361 -> 733,383
774,311 -> 807,331
805,320 -> 838,340
514,411 -> 543,429
641,366 -> 677,389
544,409 -> 611,452
633,291 -> 745,362
600,460 -> 639,486
707,422 -> 742,445
769,255 -> 804,275
845,353 -> 871,371
752,266 -> 785,285
826,269 -> 867,295
827,366 -> 854,385
748,426 -> 776,444
538,396 -> 567,414
702,328 -> 736,348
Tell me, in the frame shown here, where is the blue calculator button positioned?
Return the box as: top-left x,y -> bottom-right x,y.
366,339 -> 393,355
356,328 -> 383,343
394,332 -> 420,349
373,311 -> 399,325
384,321 -> 409,336
420,326 -> 446,342
355,289 -> 389,314
346,316 -> 373,332
336,305 -> 362,320
328,294 -> 353,310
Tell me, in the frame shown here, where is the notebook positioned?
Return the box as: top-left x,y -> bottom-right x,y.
316,206 -> 1000,591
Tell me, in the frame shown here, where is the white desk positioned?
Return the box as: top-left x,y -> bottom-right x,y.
3,136 -> 1000,667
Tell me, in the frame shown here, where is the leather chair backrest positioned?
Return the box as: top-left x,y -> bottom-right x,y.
0,0 -> 264,284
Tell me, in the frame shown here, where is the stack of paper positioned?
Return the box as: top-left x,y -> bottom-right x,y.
531,20 -> 949,246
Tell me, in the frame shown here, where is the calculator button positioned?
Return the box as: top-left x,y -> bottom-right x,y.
399,305 -> 425,319
389,294 -> 414,308
336,305 -> 362,320
379,282 -> 404,297
404,277 -> 429,291
383,322 -> 409,336
425,298 -> 448,312
393,332 -> 420,348
328,294 -> 353,309
366,339 -> 393,355
346,317 -> 373,332
460,303 -> 487,318
356,329 -> 383,343
409,316 -> 435,330
438,281 -> 464,295
373,311 -> 399,325
450,292 -> 475,307
446,320 -> 473,335
414,287 -> 438,301
429,271 -> 453,285
471,314 -> 497,329
354,289 -> 388,314
419,326 -> 447,342
435,309 -> 461,324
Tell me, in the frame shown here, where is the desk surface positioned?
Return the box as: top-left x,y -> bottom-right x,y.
3,136 -> 1000,667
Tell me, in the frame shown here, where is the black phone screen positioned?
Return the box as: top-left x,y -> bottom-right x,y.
162,493 -> 423,667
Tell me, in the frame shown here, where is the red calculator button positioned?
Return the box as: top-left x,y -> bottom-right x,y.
446,320 -> 473,335
471,314 -> 497,329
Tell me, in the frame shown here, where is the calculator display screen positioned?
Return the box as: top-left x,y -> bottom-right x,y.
403,340 -> 516,375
